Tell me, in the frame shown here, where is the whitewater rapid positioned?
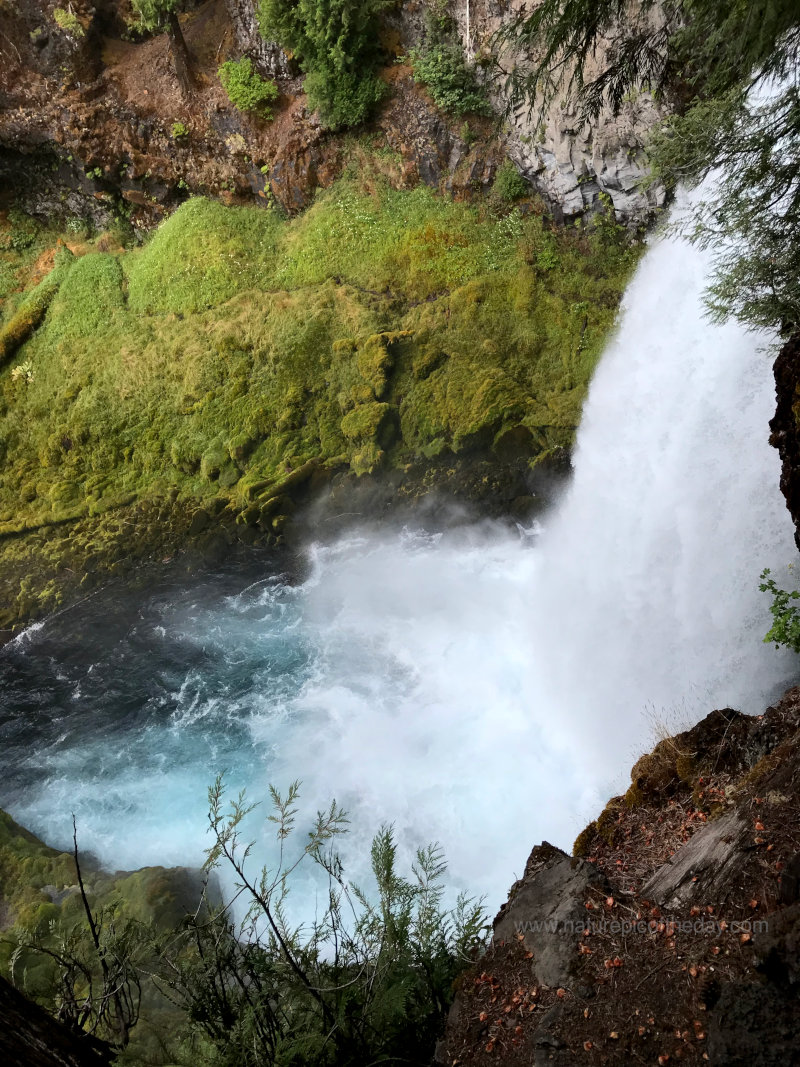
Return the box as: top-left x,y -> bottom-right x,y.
0,189 -> 796,914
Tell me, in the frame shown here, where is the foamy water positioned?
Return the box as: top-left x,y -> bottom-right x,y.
0,187 -> 796,914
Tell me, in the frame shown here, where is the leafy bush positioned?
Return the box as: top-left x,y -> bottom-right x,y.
0,209 -> 39,253
493,160 -> 529,202
218,57 -> 279,117
257,0 -> 393,129
10,782 -> 487,1066
155,778 -> 488,1066
760,568 -> 800,652
171,120 -> 189,138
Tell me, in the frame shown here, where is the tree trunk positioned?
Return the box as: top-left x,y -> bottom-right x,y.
167,10 -> 194,97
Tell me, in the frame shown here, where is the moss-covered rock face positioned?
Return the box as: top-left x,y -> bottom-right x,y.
0,808 -> 204,976
0,177 -> 641,632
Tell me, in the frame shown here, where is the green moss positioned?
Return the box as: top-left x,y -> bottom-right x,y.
46,252 -> 124,342
0,250 -> 74,366
126,197 -> 282,313
340,401 -> 391,440
595,798 -> 624,847
572,820 -> 598,858
675,752 -> 697,784
200,440 -> 229,481
52,7 -> 84,36
0,173 -> 642,630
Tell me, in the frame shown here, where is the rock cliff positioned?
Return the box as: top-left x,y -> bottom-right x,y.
450,0 -> 667,222
438,687 -> 800,1066
770,332 -> 800,550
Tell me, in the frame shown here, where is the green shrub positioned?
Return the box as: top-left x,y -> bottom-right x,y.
175,778 -> 489,1066
6,782 -> 488,1065
460,120 -> 478,146
257,0 -> 392,129
171,120 -> 189,138
409,7 -> 491,118
493,159 -> 529,202
304,65 -> 386,131
218,57 -> 279,117
760,567 -> 800,652
52,7 -> 84,36
410,40 -> 491,116
0,209 -> 40,253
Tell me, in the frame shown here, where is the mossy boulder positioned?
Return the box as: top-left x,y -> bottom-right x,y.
227,431 -> 257,462
200,441 -> 229,481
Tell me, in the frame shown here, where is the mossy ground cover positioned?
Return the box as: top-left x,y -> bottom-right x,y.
0,174 -> 642,630
0,807 -> 202,980
0,806 -> 208,1064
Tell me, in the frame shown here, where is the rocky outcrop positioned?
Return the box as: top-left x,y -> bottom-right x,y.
770,332 -> 800,550
439,687 -> 800,1066
493,842 -> 610,990
224,0 -> 293,78
449,0 -> 667,224
0,1 -> 663,227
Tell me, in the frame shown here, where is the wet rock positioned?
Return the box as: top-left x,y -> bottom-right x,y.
493,842 -> 609,989
769,332 -> 800,550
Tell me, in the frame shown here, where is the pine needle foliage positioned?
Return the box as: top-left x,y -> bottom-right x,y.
257,0 -> 396,129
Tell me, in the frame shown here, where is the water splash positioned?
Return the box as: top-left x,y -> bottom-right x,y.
0,189 -> 795,913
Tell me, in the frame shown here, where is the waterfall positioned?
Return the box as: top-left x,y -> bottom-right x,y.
0,186 -> 796,915
526,184 -> 798,779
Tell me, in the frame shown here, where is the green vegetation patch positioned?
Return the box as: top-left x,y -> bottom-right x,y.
52,7 -> 84,36
409,4 -> 491,117
257,0 -> 392,129
493,159 -> 530,202
126,197 -> 282,313
0,175 -> 641,629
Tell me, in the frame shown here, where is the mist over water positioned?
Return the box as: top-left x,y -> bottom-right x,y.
0,188 -> 796,914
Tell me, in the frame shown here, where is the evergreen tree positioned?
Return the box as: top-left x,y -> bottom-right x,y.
498,2 -> 800,333
257,0 -> 396,128
131,0 -> 195,96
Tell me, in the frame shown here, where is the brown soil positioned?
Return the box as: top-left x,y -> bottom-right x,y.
438,691 -> 800,1066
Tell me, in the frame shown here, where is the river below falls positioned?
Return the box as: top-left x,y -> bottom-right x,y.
1,182 -> 799,916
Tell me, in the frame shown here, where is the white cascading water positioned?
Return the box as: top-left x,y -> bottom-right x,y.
2,182 -> 797,916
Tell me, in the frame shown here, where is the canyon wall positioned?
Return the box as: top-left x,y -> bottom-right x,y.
0,0 -> 665,226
